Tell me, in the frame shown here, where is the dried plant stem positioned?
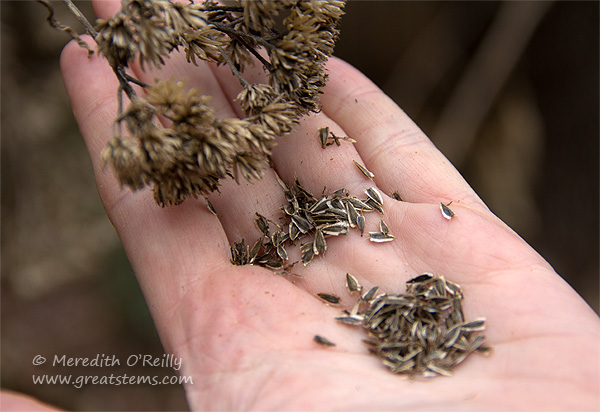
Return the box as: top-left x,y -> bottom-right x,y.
234,35 -> 273,71
62,0 -> 97,37
204,5 -> 244,13
217,46 -> 249,88
38,0 -> 93,55
212,22 -> 275,51
113,66 -> 137,100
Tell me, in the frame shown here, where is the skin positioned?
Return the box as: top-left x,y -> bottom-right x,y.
3,1 -> 599,410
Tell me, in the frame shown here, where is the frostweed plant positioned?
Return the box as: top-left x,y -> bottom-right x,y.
42,0 -> 345,206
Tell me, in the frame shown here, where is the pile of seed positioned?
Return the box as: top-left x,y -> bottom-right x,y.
231,177 -> 394,270
333,273 -> 490,377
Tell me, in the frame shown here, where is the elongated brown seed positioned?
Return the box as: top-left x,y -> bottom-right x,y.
313,335 -> 336,346
346,273 -> 361,294
318,293 -> 341,304
353,160 -> 374,179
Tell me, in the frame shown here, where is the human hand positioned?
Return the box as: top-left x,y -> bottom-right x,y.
52,0 -> 600,410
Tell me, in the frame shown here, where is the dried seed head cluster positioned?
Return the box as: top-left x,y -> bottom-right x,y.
335,273 -> 491,377
46,0 -> 346,206
99,0 -> 346,205
230,178 -> 394,270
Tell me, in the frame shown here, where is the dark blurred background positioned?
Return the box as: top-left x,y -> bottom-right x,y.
1,1 -> 598,410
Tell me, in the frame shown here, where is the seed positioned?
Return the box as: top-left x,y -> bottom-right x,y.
335,316 -> 363,326
314,229 -> 327,255
309,197 -> 329,213
289,221 -> 300,241
369,232 -> 395,243
249,238 -> 262,264
440,202 -> 455,220
332,188 -> 346,198
345,197 -> 372,212
346,273 -> 362,294
460,318 -> 487,332
314,335 -> 336,347
391,191 -> 402,201
318,293 -> 341,304
379,220 -> 389,235
254,213 -> 270,237
301,241 -> 314,266
365,187 -> 383,206
318,127 -> 329,148
204,197 -> 217,216
276,244 -> 288,260
292,214 -> 312,234
427,363 -> 453,377
344,201 -> 359,228
357,215 -> 365,237
365,198 -> 384,214
442,325 -> 462,348
353,160 -> 374,179
335,273 -> 489,378
407,273 -> 435,284
362,286 -> 379,302
320,221 -> 349,236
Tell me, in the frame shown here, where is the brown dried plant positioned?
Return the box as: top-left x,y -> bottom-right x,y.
42,0 -> 345,206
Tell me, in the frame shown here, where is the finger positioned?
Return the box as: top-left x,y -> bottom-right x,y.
210,63 -> 373,195
91,0 -> 119,20
60,38 -> 231,332
0,390 -> 64,412
321,57 -> 487,209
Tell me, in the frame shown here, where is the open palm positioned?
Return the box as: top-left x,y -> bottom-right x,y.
44,1 -> 600,410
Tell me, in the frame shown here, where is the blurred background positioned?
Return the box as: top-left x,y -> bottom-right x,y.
1,1 -> 598,410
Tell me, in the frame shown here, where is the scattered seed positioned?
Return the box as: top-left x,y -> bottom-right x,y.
365,187 -> 383,206
353,160 -> 375,179
369,232 -> 395,243
460,318 -> 487,332
346,273 -> 362,294
407,273 -> 435,284
314,335 -> 336,346
345,201 -> 359,228
335,316 -> 364,326
365,198 -> 384,214
301,241 -> 315,266
379,220 -> 389,235
314,229 -> 327,255
335,274 -> 489,378
318,293 -> 341,304
357,215 -> 365,237
318,127 -> 329,149
391,191 -> 402,201
362,286 -> 379,302
440,202 -> 455,220
204,197 -> 217,216
254,213 -> 270,237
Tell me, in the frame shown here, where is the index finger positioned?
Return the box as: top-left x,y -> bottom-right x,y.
322,57 -> 487,209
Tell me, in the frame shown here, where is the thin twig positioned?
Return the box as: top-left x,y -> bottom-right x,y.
212,22 -> 274,50
217,46 -> 249,88
122,72 -> 150,89
62,0 -> 97,38
235,35 -> 272,71
203,5 -> 244,13
38,0 -> 93,55
113,66 -> 137,100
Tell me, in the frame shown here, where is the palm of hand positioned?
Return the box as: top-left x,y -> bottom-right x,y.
58,1 -> 599,410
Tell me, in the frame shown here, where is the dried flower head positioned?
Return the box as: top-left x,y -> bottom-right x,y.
43,0 -> 346,205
